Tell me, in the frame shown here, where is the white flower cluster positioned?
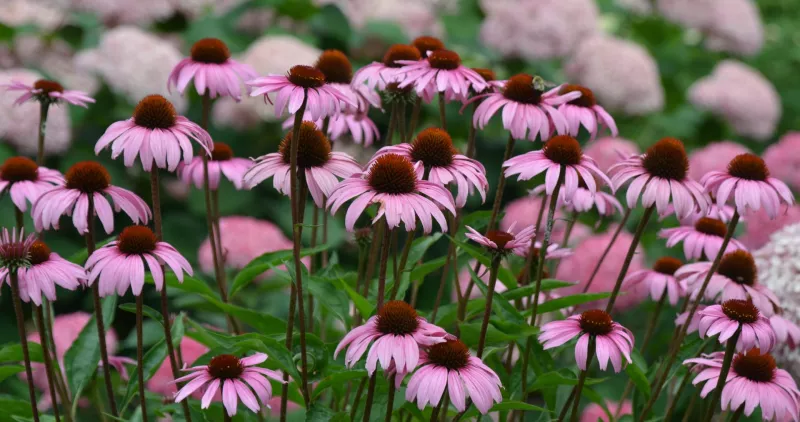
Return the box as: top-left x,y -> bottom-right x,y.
317,0 -> 446,38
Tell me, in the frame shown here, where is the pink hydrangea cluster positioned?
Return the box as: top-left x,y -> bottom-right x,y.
583,137 -> 641,173
687,141 -> 751,181
763,132 -> 800,192
501,195 -> 591,247
740,206 -> 800,251
316,0 -> 446,38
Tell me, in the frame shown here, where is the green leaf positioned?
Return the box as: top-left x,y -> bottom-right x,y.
334,277 -> 373,319
528,370 -> 607,392
0,365 -> 24,382
409,256 -> 446,280
0,343 -> 43,363
201,297 -> 287,335
67,237 -> 114,264
405,233 -> 442,265
312,369 -> 366,400
461,401 -> 550,419
0,396 -> 34,421
626,359 -> 651,399
500,279 -> 575,301
144,273 -> 217,298
532,292 -> 612,315
467,264 -> 524,323
119,303 -> 164,325
305,403 -> 349,421
230,244 -> 331,298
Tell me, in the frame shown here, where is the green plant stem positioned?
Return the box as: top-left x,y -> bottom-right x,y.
476,255 -> 502,358
662,366 -> 695,422
397,102 -> 407,143
566,337 -> 596,422
438,92 -> 447,130
34,306 -> 60,422
362,374 -> 378,422
376,220 -> 392,309
729,406 -> 744,422
702,328 -> 741,422
551,210 -> 578,275
385,374 -> 397,422
36,102 -> 50,165
353,242 -> 369,326
279,282 -> 297,422
465,103 -> 478,158
487,134 -> 515,231
604,206 -> 655,312
390,230 -> 416,300
641,291 -> 668,353
385,103 -> 398,146
408,97 -> 422,138
430,213 -> 458,322
136,295 -> 149,422
309,205 -> 319,332
10,271 -> 40,422
350,376 -> 367,420
583,209 -> 631,293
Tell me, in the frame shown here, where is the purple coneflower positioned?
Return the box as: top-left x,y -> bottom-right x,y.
243,121 -> 361,207
335,300 -> 447,374
659,217 -> 746,261
95,95 -> 213,172
624,256 -> 684,305
178,142 -> 251,190
531,179 -> 622,217
32,161 -> 151,234
770,314 -> 800,349
0,157 -> 63,212
353,44 -> 422,90
174,353 -> 283,417
396,49 -> 486,102
676,305 -> 706,334
3,79 -> 94,107
168,38 -> 257,101
0,228 -> 35,271
315,49 -> 380,113
697,300 -> 776,352
248,65 -> 355,120
465,223 -> 536,257
405,339 -> 502,414
411,36 -> 446,58
544,84 -> 617,140
539,309 -> 634,372
329,153 -> 456,233
85,225 -> 192,297
0,240 -> 84,306
281,111 -> 381,147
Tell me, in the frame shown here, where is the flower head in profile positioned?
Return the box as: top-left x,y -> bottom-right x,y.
397,49 -> 486,103
624,256 -> 684,305
353,44 -> 422,90
610,137 -> 710,219
370,128 -> 488,207
405,339 -> 502,414
0,228 -> 36,272
770,314 -> 800,350
3,79 -> 95,107
243,121 -> 361,207
0,156 -> 63,212
544,84 -> 618,140
85,225 -> 192,296
32,161 -> 151,235
328,153 -> 456,233
702,153 -> 794,219
504,135 -> 612,200
168,38 -> 257,101
95,95 -> 213,172
697,300 -> 776,352
465,223 -> 536,258
411,36 -> 445,58
539,309 -> 634,372
659,217 -> 746,261
173,353 -> 284,417
315,49 -> 380,113
0,240 -> 84,306
334,300 -> 448,375
530,177 -> 623,217
178,142 -> 251,190
248,65 -> 355,120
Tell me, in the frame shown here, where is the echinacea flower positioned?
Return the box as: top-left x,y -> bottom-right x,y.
314,49 -> 380,113
659,217 -> 747,261
679,250 -> 780,317
697,300 -> 776,352
685,349 -> 799,421
676,305 -> 706,334
168,38 -> 257,101
0,156 -> 63,212
178,142 -> 251,190
405,339 -> 502,414
248,65 -> 355,120
504,135 -> 612,200
173,353 -> 284,417
539,309 -> 634,372
531,179 -> 623,217
243,121 -> 361,207
465,223 -> 536,257
770,314 -> 800,350
671,201 -> 737,226
334,300 -> 448,374
624,256 -> 684,305
329,153 -> 456,233
469,73 -> 579,141
610,137 -> 710,219
353,44 -> 421,90
0,228 -> 36,271
95,95 -> 213,172
369,128 -> 488,207
701,153 -> 794,219
32,161 -> 151,235
85,225 -> 192,296
397,49 -> 486,102
411,36 -> 445,58
3,79 -> 95,107
0,240 -> 84,306
544,84 -> 618,140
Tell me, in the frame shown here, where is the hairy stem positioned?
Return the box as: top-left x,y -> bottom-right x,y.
583,209 -> 631,293
36,102 -> 50,165
34,306 -> 61,422
487,134 -> 515,231
604,206 -> 655,313
477,255 -> 502,358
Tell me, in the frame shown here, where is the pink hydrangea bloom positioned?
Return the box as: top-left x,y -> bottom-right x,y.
583,137 -> 640,173
581,400 -> 632,422
763,132 -> 800,192
148,337 -> 209,398
500,195 -> 590,247
688,141 -> 751,182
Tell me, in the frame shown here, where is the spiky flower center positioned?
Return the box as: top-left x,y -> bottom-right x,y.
208,354 -> 244,379
33,79 -> 64,94
485,230 -> 514,249
315,50 -> 353,84
287,65 -> 325,89
641,138 -> 689,181
382,45 -> 421,68
190,38 -> 230,64
694,217 -> 727,237
579,309 -> 614,335
410,128 -> 456,167
65,161 -> 111,193
368,154 -> 417,195
412,36 -> 445,57
652,256 -> 682,275
732,349 -> 776,382
279,121 -> 331,168
560,84 -> 596,108
117,226 -> 157,255
502,74 -> 543,105
717,250 -> 756,286
29,241 -> 51,266
426,339 -> 470,370
472,68 -> 495,82
543,135 -> 583,166
386,82 -> 413,95
133,95 -> 177,130
376,300 -> 420,335
1,157 -> 38,182
722,299 -> 759,324
728,153 -> 769,181
211,142 -> 233,161
428,50 -> 460,70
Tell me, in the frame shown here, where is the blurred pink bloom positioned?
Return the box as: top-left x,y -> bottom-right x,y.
0,240 -> 85,306
319,0 -> 446,39
168,38 -> 257,101
581,400 -> 632,422
397,50 -> 486,103
3,79 -> 94,107
770,315 -> 800,350
659,217 -> 746,261
466,223 -> 536,257
688,141 -> 751,182
544,84 -> 618,140
697,301 -> 776,352
148,337 -> 209,398
500,195 -> 590,246
763,132 -> 800,192
0,156 -> 63,212
530,184 -> 622,217
248,65 -> 355,120
178,142 -> 251,191
582,137 -> 640,173
353,44 -> 421,91
624,256 -> 684,305
741,206 -> 800,250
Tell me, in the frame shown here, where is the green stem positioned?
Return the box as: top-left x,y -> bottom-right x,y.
136,295 -> 149,422
390,230 -> 416,300
729,406 -> 744,422
385,374 -> 396,422
279,282 -> 297,422
465,103 -> 478,158
385,103 -> 398,146
604,206 -> 655,313
583,209 -> 631,293
376,220 -> 392,309
408,97 -> 422,138
438,92 -> 447,130
476,255 -> 502,358
430,213 -> 458,322
566,337 -> 596,422
10,271 -> 40,422
640,290 -> 668,353
350,376 -> 367,421
702,328 -> 741,422
362,374 -> 378,422
487,134 -> 515,231
36,102 -> 50,165
34,307 -> 60,422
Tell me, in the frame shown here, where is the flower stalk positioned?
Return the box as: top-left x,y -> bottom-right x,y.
702,328 -> 741,422
36,102 -> 50,165
10,271 -> 40,422
33,306 -> 61,422
604,205 -> 655,313
476,254 -> 502,358
583,208 -> 631,293
487,134 -> 516,231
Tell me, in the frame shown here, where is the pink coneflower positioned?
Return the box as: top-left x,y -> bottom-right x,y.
0,228 -> 36,270
679,250 -> 780,317
610,137 -> 709,219
281,110 -> 381,147
501,195 -> 591,246
470,73 -> 579,141
624,256 -> 684,305
315,49 -> 380,113
95,95 -> 213,172
676,305 -> 706,334
697,300 -> 776,352
3,79 -> 95,107
0,240 -> 84,306
504,135 -> 612,200
531,180 -> 623,217
465,223 -> 536,258
173,353 -> 284,417
328,153 -> 456,233
168,38 -> 257,101
396,49 -> 486,102
248,64 -> 355,120
85,225 -> 192,297
539,309 -> 634,372
659,217 -> 747,261
353,44 -> 422,90
369,128 -> 488,207
405,339 -> 502,414
178,142 -> 251,190
544,84 -> 618,140
334,300 -> 448,374
583,137 -> 640,173
0,157 -> 63,212
243,121 -> 361,207
32,161 -> 151,235
770,315 -> 800,350
701,153 -> 794,219
685,349 -> 799,421
669,201 -> 738,226
148,337 -> 209,398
